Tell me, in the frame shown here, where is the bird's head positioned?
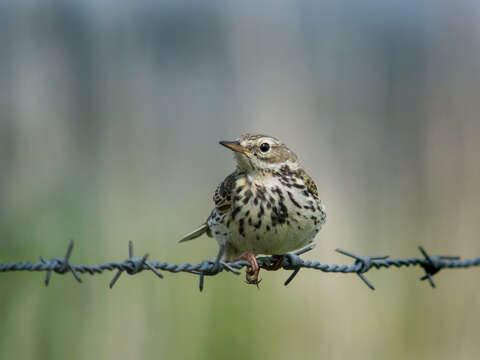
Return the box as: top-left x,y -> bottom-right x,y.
220,134 -> 298,173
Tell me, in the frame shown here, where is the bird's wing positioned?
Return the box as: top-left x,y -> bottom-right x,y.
179,172 -> 238,243
297,169 -> 319,199
213,171 -> 238,214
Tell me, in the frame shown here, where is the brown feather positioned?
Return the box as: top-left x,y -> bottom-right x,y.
213,172 -> 238,214
297,169 -> 319,199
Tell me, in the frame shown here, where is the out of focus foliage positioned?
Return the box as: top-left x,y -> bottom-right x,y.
1,1 -> 479,359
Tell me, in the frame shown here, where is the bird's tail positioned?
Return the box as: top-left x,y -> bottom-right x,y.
178,223 -> 209,243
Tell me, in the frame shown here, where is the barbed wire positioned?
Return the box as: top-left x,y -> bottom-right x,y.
0,240 -> 479,291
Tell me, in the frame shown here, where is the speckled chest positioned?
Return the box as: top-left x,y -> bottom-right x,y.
209,169 -> 326,258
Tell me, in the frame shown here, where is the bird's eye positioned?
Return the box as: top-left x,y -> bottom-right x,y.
259,142 -> 270,153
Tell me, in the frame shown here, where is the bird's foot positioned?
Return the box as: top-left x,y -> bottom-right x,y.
238,252 -> 261,286
262,254 -> 285,271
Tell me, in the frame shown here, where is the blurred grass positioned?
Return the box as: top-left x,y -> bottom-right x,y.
1,1 -> 480,359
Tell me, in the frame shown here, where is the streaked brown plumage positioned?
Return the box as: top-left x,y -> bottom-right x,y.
180,134 -> 326,284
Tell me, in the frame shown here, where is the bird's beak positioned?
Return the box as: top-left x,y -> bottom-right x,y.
219,140 -> 248,154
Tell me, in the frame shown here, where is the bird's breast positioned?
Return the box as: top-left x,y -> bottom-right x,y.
222,174 -> 326,257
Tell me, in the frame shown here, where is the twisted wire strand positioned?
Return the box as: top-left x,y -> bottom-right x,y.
0,240 -> 479,291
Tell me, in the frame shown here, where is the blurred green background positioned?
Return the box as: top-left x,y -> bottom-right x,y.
1,1 -> 479,359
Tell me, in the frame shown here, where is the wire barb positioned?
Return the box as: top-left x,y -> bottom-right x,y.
335,248 -> 390,290
417,246 -> 460,288
281,247 -> 314,286
197,259 -> 242,292
0,241 -> 478,291
109,241 -> 163,289
39,240 -> 82,286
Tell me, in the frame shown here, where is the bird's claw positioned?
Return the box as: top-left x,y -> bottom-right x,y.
245,268 -> 262,287
238,252 -> 261,287
262,254 -> 285,271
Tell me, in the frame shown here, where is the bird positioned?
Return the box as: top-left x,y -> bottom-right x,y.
179,134 -> 326,285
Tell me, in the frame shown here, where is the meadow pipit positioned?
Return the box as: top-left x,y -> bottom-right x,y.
180,134 -> 326,284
